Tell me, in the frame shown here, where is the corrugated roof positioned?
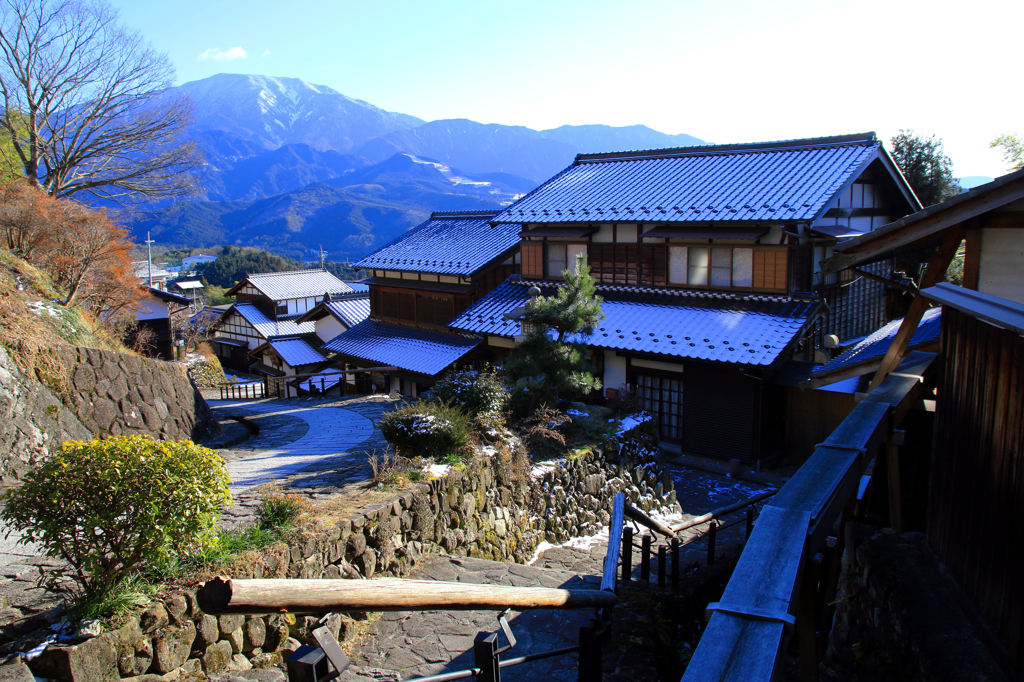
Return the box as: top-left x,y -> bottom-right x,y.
812,307 -> 942,376
352,211 -> 519,275
492,134 -> 883,226
267,337 -> 327,367
231,270 -> 353,300
233,302 -> 315,338
451,278 -> 819,367
326,296 -> 371,327
323,319 -> 481,376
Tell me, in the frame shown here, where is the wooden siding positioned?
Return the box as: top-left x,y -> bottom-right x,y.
785,387 -> 857,462
370,285 -> 471,330
589,243 -> 668,287
521,242 -> 543,279
752,248 -> 788,291
928,305 -> 1024,668
682,363 -> 759,462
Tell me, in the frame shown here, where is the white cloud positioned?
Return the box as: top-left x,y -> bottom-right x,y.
262,49 -> 270,57
198,47 -> 248,62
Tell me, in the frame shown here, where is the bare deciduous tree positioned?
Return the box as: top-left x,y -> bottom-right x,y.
0,0 -> 199,207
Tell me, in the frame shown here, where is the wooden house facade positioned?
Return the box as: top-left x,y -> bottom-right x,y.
453,134 -> 919,465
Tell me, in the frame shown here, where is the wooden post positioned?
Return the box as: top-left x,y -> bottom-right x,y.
797,572 -> 820,682
658,544 -> 666,586
578,617 -> 602,682
641,534 -> 651,582
867,227 -> 962,392
671,537 -> 680,592
196,577 -> 617,615
707,522 -> 717,567
886,441 -> 903,534
621,527 -> 633,585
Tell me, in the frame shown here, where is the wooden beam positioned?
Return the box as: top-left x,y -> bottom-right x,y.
801,360 -> 881,391
866,228 -> 962,393
981,211 -> 1024,230
962,227 -> 982,290
196,576 -> 617,615
885,441 -> 903,534
670,490 -> 779,533
823,207 -> 891,219
625,503 -> 675,537
851,267 -> 919,295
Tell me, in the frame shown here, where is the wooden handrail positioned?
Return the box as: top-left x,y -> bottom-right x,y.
196,576 -> 615,615
601,492 -> 625,592
624,504 -> 675,537
669,490 -> 778,534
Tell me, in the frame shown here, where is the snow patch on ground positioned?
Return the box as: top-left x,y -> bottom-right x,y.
614,412 -> 653,436
427,463 -> 450,478
531,458 -> 566,479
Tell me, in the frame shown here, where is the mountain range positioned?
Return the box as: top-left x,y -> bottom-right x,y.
133,74 -> 705,262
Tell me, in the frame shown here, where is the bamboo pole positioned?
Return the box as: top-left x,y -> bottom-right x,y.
624,503 -> 675,537
196,577 -> 617,615
669,489 -> 778,533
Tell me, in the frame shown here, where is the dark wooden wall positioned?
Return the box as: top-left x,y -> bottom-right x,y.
785,387 -> 857,463
928,305 -> 1024,669
681,363 -> 759,463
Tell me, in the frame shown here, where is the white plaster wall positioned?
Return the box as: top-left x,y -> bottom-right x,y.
593,224 -> 614,243
979,228 -> 1024,305
390,375 -> 401,394
604,351 -> 627,391
631,357 -> 685,373
616,224 -> 638,243
316,315 -> 347,342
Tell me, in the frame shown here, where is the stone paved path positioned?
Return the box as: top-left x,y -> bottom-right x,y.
209,400 -> 376,490
344,555 -> 601,682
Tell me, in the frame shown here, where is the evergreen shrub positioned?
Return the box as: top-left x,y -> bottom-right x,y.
379,401 -> 471,461
429,365 -> 507,418
0,435 -> 231,596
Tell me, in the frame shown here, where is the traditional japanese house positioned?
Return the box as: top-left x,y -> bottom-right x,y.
133,287 -> 191,360
324,210 -> 521,397
293,292 -> 372,393
211,269 -> 352,372
452,133 -> 920,464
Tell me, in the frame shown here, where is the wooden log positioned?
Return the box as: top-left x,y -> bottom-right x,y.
624,503 -> 675,537
196,576 -> 617,615
670,490 -> 778,533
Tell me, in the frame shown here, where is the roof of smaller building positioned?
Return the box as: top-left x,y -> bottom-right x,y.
233,302 -> 315,338
323,319 -> 481,376
352,210 -> 519,275
492,133 -> 916,226
326,297 -> 371,327
147,287 -> 190,306
451,278 -> 820,367
812,307 -> 942,377
264,337 -> 327,367
227,269 -> 353,300
132,262 -> 173,279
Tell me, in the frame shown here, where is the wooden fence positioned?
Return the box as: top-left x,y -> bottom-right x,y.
682,350 -> 935,681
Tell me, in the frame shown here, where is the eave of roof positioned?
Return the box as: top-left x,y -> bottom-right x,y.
362,277 -> 474,295
921,283 -> 1024,336
147,287 -> 190,305
822,168 -> 1024,275
451,278 -> 820,367
322,319 -> 481,377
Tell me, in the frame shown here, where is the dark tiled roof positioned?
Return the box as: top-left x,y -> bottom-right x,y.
233,302 -> 315,338
148,287 -> 190,306
322,320 -> 481,376
352,211 -> 519,275
812,307 -> 942,376
451,278 -> 820,366
493,134 -> 885,225
326,297 -> 371,327
230,269 -> 353,300
267,338 -> 327,367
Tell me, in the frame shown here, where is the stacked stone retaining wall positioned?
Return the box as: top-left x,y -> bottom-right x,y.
26,423 -> 679,680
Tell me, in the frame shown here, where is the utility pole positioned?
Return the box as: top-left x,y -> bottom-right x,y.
318,244 -> 327,270
145,232 -> 156,288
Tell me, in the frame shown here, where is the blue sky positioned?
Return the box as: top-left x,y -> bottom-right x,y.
113,0 -> 1021,178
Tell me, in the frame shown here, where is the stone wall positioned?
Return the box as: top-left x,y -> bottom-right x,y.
26,422 -> 679,681
825,524 -> 1015,682
0,345 -> 218,484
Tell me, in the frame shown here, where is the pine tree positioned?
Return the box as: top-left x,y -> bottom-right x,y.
505,254 -> 604,412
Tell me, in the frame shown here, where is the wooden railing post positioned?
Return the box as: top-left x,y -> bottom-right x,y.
671,537 -> 680,592
578,617 -> 602,682
658,544 -> 666,586
621,527 -> 633,586
640,534 -> 651,582
707,522 -> 717,567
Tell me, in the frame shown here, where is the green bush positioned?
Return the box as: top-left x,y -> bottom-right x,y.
1,436 -> 231,596
379,401 -> 471,462
428,365 -> 507,418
